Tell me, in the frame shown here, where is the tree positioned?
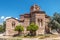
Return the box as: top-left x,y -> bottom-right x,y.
27,23 -> 38,36
0,21 -> 6,33
0,25 -> 4,33
15,25 -> 24,35
3,21 -> 6,32
48,12 -> 60,33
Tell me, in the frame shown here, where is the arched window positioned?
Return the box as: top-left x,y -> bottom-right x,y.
12,21 -> 15,27
38,19 -> 43,27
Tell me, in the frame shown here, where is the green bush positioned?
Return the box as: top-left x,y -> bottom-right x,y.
14,25 -> 24,35
27,23 -> 38,36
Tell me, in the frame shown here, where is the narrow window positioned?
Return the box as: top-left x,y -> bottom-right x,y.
41,19 -> 43,26
38,19 -> 43,27
38,19 -> 40,26
12,21 -> 15,27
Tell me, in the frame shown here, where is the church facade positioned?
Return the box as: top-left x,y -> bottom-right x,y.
5,4 -> 50,36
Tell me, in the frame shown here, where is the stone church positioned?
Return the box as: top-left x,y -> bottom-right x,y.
5,4 -> 50,36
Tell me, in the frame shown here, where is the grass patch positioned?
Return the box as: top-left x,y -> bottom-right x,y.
17,36 -> 38,38
0,38 -> 22,40
39,34 -> 59,39
39,34 -> 51,39
13,34 -> 59,39
50,34 -> 59,38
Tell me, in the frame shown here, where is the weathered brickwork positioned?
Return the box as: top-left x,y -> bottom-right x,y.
5,4 -> 50,36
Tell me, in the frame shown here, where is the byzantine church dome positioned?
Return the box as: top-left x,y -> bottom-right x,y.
30,4 -> 40,12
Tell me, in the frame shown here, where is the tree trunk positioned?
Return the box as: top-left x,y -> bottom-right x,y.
30,31 -> 36,36
18,31 -> 21,35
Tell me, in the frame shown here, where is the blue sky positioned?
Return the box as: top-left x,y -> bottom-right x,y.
0,0 -> 60,24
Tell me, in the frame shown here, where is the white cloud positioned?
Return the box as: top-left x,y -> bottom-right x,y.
4,17 -> 11,21
0,16 -> 18,21
16,18 -> 18,19
1,16 -> 5,19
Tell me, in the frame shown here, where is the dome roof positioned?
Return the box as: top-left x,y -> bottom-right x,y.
30,4 -> 40,12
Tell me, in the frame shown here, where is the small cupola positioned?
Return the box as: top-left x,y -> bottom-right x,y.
30,4 -> 40,12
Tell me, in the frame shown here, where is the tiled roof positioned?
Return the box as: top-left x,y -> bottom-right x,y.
30,11 -> 45,14
6,17 -> 20,22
